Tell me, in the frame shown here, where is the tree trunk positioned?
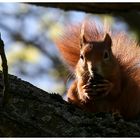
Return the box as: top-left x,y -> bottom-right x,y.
0,73 -> 140,137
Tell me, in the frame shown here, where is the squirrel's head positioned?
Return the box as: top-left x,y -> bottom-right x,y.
78,22 -> 114,78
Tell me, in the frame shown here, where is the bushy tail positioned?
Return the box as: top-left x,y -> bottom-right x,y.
55,24 -> 80,70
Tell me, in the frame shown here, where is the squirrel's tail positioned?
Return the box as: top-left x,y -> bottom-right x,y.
55,24 -> 80,71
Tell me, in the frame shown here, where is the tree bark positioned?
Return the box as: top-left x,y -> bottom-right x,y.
0,73 -> 140,137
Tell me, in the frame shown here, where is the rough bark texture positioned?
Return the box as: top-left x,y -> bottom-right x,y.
0,73 -> 140,137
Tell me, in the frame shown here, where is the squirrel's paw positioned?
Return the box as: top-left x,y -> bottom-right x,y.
93,79 -> 113,97
82,84 -> 97,100
80,79 -> 113,102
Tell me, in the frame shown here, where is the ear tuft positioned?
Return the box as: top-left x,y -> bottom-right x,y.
104,33 -> 112,48
80,22 -> 87,48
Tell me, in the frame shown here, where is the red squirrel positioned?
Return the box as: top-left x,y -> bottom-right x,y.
55,20 -> 140,119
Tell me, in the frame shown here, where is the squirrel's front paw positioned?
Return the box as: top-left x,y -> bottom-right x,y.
82,84 -> 97,100
93,79 -> 113,98
82,79 -> 113,99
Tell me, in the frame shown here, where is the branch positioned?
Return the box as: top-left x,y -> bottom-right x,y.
30,3 -> 140,13
0,34 -> 9,106
0,73 -> 139,136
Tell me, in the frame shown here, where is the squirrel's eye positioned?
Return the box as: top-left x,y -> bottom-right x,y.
80,54 -> 84,60
103,50 -> 109,60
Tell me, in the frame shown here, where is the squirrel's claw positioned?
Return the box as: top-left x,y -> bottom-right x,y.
94,80 -> 113,97
81,79 -> 113,101
82,84 -> 97,95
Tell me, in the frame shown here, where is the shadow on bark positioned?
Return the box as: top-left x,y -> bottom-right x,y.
0,73 -> 140,137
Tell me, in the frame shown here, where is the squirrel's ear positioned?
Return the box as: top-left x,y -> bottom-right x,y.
104,33 -> 112,48
80,22 -> 88,48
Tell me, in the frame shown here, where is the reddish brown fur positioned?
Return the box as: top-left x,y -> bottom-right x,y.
55,20 -> 140,119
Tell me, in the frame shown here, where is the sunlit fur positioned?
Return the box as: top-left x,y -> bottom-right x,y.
55,20 -> 140,119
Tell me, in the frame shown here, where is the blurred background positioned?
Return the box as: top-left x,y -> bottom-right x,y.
0,3 -> 137,97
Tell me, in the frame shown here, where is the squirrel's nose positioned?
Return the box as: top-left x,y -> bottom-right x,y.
90,67 -> 98,78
